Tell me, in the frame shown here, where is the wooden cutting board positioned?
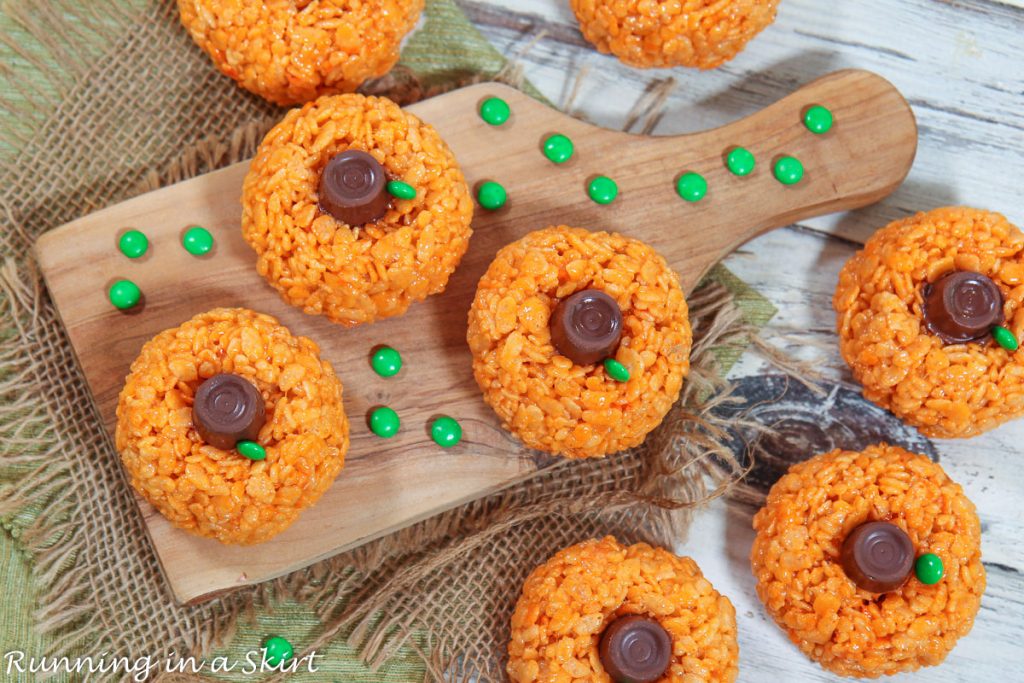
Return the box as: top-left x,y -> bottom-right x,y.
33,69 -> 916,604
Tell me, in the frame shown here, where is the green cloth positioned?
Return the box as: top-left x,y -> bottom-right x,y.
0,538 -> 53,665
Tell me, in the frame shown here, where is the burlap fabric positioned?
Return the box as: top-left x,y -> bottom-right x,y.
0,1 -> 772,679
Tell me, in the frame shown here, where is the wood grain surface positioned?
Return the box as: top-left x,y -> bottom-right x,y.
34,72 -> 914,605
456,0 -> 1024,680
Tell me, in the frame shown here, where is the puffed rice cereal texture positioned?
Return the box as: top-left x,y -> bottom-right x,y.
467,226 -> 692,458
242,93 -> 473,327
177,0 -> 424,105
508,537 -> 739,683
570,0 -> 780,70
834,207 -> 1024,438
751,444 -> 984,678
115,308 -> 349,545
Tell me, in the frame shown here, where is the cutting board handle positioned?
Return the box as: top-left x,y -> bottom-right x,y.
441,70 -> 917,290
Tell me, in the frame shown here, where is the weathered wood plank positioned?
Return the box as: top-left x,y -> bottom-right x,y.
464,0 -> 1024,244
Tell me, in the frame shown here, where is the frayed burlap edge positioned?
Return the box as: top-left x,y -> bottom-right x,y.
0,0 -> 147,159
0,2 -> 767,681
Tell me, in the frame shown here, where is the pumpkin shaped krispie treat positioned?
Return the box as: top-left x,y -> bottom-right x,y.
834,207 -> 1024,438
508,537 -> 739,683
467,226 -> 692,458
243,93 -> 473,327
570,0 -> 780,70
115,308 -> 349,545
177,0 -> 424,105
751,444 -> 984,677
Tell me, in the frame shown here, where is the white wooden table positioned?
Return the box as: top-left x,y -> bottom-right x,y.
460,1 -> 1024,680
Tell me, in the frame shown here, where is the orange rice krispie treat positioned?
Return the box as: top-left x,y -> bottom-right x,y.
751,444 -> 984,678
570,0 -> 780,70
508,537 -> 739,683
834,207 -> 1024,438
242,93 -> 473,327
177,0 -> 424,105
467,226 -> 692,458
115,308 -> 349,545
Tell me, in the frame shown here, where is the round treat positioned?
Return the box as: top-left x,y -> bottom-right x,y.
182,225 -> 214,256
751,444 -> 984,677
467,226 -> 692,458
262,636 -> 294,667
507,537 -> 738,683
242,94 -> 473,327
109,280 -> 141,310
118,229 -> 148,259
570,0 -> 780,70
430,416 -> 462,448
177,0 -> 424,106
834,207 -> 1024,438
115,308 -> 349,545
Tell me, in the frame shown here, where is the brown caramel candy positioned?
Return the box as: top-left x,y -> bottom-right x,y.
599,615 -> 672,683
922,270 -> 1003,344
549,289 -> 623,366
840,521 -> 914,593
318,149 -> 390,226
192,374 -> 266,450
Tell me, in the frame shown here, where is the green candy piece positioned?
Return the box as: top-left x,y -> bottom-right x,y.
914,553 -> 944,585
182,226 -> 213,256
587,176 -> 618,205
431,416 -> 462,448
727,147 -> 756,177
237,440 -> 266,461
477,181 -> 508,210
992,325 -> 1019,352
118,229 -> 149,258
804,105 -> 834,134
543,134 -> 574,164
774,156 -> 805,185
370,406 -> 401,439
479,97 -> 511,126
108,279 -> 141,310
676,172 -> 708,203
262,636 -> 294,667
387,180 -> 416,200
371,346 -> 403,377
604,358 -> 630,383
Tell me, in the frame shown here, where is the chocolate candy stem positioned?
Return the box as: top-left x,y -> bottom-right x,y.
922,270 -> 1004,344
599,615 -> 672,683
550,289 -> 624,366
192,374 -> 266,450
840,521 -> 914,593
319,150 -> 390,226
